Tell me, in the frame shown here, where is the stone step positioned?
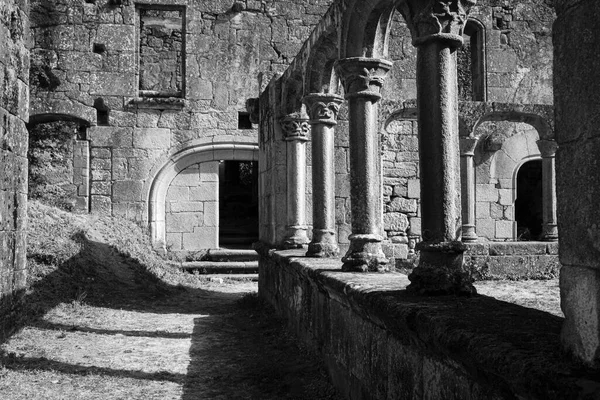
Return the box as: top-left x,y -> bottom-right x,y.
207,248 -> 259,262
179,261 -> 259,274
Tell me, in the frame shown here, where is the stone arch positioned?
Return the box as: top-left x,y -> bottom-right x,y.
280,72 -> 305,116
305,29 -> 340,95
147,142 -> 259,248
474,120 -> 542,241
341,0 -> 397,58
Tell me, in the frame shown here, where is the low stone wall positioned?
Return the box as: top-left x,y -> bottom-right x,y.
259,249 -> 597,400
395,241 -> 560,280
465,241 -> 559,280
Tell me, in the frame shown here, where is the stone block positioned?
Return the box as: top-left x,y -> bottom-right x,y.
335,174 -> 350,197
133,128 -> 170,149
476,218 -> 495,239
89,126 -> 133,148
113,180 -> 143,202
190,183 -> 218,202
384,213 -> 409,233
489,242 -> 547,256
91,195 -> 111,214
408,217 -> 421,236
170,201 -> 204,213
166,186 -> 189,202
495,220 -> 514,239
560,264 -> 600,366
407,179 -> 420,199
172,167 -> 200,187
183,227 -> 218,250
200,161 -> 219,182
477,184 -> 498,202
498,189 -> 514,206
387,197 -> 417,213
166,232 -> 182,251
476,201 -> 490,219
464,243 -> 490,256
204,201 -> 218,227
166,213 -> 203,233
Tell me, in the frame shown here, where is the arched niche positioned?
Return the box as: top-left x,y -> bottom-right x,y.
458,18 -> 487,101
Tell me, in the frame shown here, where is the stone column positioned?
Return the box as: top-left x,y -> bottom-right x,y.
460,138 -> 478,242
536,140 -> 558,242
303,93 -> 344,257
335,58 -> 392,272
400,0 -> 477,294
280,114 -> 310,248
554,0 -> 599,366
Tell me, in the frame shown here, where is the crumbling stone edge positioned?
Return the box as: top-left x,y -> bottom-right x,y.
258,249 -> 598,399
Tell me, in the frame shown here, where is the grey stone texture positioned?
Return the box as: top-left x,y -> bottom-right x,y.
28,0 -> 334,253
0,0 -> 29,330
554,0 -> 600,366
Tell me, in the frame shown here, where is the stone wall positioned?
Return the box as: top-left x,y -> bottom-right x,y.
27,121 -> 90,212
165,161 -> 218,253
259,250 -> 594,399
0,0 -> 29,323
28,0 -> 334,252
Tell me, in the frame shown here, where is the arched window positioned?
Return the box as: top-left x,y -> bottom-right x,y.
515,160 -> 543,241
458,19 -> 486,101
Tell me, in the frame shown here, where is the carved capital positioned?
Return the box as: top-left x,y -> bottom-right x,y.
459,137 -> 478,156
536,139 -> 558,158
400,0 -> 476,48
302,93 -> 344,126
280,114 -> 310,141
334,57 -> 392,101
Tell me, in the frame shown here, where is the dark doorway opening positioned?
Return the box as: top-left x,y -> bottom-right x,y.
515,159 -> 543,241
218,160 -> 259,249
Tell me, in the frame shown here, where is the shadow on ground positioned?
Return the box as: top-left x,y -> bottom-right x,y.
0,231 -> 340,399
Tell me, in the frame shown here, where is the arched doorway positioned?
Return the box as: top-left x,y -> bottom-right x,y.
218,161 -> 259,248
515,159 -> 543,241
147,142 -> 259,252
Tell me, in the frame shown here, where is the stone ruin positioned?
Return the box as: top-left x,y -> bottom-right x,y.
3,0 -> 600,397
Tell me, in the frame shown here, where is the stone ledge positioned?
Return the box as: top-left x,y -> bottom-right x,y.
125,96 -> 186,110
259,249 -> 599,399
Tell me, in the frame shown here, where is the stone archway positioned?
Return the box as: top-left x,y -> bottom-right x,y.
147,142 -> 258,250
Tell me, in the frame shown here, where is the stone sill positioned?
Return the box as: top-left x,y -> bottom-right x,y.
260,249 -> 598,399
465,240 -> 559,256
126,96 -> 186,110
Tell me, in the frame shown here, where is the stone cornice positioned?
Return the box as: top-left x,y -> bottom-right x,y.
334,57 -> 392,101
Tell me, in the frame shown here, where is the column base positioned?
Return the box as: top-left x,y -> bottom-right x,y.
560,264 -> 600,367
306,230 -> 339,258
341,234 -> 389,272
542,225 -> 559,242
282,226 -> 309,249
407,241 -> 476,295
461,225 -> 478,242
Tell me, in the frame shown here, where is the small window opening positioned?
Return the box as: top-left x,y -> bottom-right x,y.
458,20 -> 486,101
93,43 -> 106,54
238,112 -> 253,129
93,98 -> 110,126
515,160 -> 543,241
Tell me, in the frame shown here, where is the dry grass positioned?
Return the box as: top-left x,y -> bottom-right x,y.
0,202 -> 340,400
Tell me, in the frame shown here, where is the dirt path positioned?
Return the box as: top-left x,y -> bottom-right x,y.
0,278 -> 340,400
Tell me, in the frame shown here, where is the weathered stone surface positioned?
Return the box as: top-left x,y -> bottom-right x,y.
259,251 -> 596,400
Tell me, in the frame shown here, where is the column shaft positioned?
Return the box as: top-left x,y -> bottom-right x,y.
304,94 -> 343,257
537,140 -> 558,242
335,57 -> 392,272
460,138 -> 478,242
281,115 -> 310,248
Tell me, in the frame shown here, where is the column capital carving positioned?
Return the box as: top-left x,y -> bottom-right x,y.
334,57 -> 393,101
280,113 -> 310,142
400,0 -> 476,48
536,139 -> 558,157
459,137 -> 478,156
302,93 -> 344,126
